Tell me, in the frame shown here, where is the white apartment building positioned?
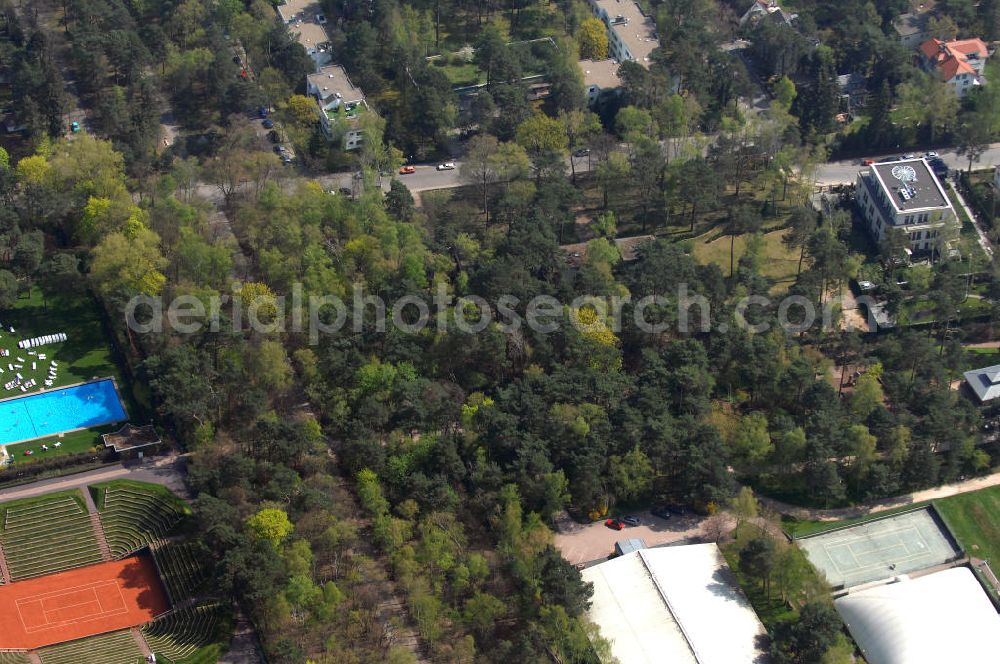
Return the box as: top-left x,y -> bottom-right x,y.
587,0 -> 660,68
855,157 -> 956,254
307,65 -> 367,150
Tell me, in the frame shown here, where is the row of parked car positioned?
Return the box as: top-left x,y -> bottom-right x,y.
604,505 -> 689,530
257,107 -> 295,164
862,151 -> 949,178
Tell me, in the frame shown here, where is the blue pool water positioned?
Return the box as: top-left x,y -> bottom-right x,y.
0,379 -> 127,445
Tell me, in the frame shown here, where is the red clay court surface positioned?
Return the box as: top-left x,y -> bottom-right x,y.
0,555 -> 169,649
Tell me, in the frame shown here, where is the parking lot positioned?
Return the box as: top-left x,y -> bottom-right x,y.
554,509 -> 718,566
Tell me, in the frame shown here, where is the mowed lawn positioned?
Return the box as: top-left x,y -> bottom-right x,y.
2,287 -> 122,391
0,287 -> 136,464
692,228 -> 800,292
936,486 -> 1000,564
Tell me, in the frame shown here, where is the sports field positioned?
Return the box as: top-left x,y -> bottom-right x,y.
797,508 -> 960,589
0,555 -> 169,649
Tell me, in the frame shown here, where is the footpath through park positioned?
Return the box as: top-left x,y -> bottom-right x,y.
756,470 -> 1000,522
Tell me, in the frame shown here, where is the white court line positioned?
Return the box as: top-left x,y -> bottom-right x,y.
16,580 -> 130,633
41,588 -> 100,617
95,581 -> 126,614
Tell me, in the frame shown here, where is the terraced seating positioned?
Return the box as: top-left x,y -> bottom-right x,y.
151,540 -> 210,605
37,630 -> 143,664
98,486 -> 187,558
0,651 -> 30,664
142,603 -> 224,663
0,494 -> 102,580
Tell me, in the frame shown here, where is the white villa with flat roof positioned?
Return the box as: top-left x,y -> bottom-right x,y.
307,65 -> 367,150
855,157 -> 956,255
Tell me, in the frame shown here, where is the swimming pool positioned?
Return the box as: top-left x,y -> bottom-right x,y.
0,379 -> 127,446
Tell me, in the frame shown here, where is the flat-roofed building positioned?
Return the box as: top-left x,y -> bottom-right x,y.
581,543 -> 768,664
587,0 -> 660,68
578,58 -> 622,105
893,11 -> 933,48
276,0 -> 322,24
855,157 -> 956,255
290,21 -> 332,67
307,65 -> 367,150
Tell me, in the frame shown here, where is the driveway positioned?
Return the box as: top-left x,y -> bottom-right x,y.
553,510 -> 707,565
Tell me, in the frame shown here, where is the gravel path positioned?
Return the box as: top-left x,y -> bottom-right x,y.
758,470 -> 1000,522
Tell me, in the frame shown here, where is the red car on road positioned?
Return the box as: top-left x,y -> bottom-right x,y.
399,165 -> 416,174
605,518 -> 624,530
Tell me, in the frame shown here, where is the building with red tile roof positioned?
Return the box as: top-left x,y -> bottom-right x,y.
917,37 -> 990,96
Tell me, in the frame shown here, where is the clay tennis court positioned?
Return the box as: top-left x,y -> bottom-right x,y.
0,555 -> 169,649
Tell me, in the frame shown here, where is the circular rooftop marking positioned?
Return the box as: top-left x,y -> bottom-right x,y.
891,165 -> 917,182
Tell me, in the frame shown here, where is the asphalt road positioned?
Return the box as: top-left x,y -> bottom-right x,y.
394,155 -> 596,192
384,142 -> 1000,195
268,140 -> 1000,202
814,143 -> 1000,186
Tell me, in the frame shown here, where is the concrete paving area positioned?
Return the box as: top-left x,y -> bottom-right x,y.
553,509 -> 711,566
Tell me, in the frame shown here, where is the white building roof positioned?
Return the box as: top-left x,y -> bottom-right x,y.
578,58 -> 622,90
307,65 -> 365,105
964,363 -> 1000,402
835,567 -> 1000,664
591,0 -> 660,65
289,21 -> 330,52
277,0 -> 321,23
581,543 -> 768,664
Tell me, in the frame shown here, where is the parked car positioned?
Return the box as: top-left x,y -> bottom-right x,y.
928,157 -> 948,176
573,148 -> 591,158
902,154 -> 915,159
854,279 -> 876,293
69,121 -> 80,133
925,151 -> 939,158
621,515 -> 641,527
436,162 -> 456,170
861,158 -> 875,166
262,118 -> 274,129
605,518 -> 624,531
338,187 -> 353,196
399,165 -> 416,174
258,106 -> 268,118
650,506 -> 672,520
316,12 -> 327,24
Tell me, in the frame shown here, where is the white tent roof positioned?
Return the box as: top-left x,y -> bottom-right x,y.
835,567 -> 1000,664
581,543 -> 768,664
